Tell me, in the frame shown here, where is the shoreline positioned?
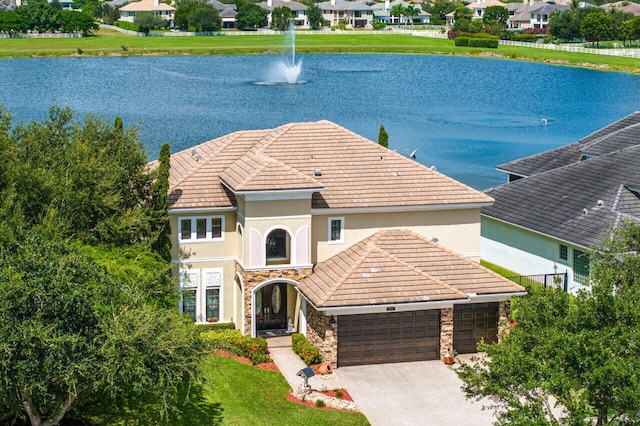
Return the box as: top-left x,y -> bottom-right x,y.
0,31 -> 638,74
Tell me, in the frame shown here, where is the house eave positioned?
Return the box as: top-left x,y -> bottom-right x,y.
168,206 -> 237,215
312,202 -> 493,215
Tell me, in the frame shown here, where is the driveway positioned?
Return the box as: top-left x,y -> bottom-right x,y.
334,356 -> 496,426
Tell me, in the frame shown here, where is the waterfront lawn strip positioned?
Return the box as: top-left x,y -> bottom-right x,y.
0,31 -> 637,73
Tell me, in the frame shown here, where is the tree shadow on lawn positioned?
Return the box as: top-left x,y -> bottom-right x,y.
169,383 -> 224,426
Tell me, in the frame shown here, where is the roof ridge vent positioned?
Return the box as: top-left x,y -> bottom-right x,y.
314,168 -> 322,176
597,199 -> 605,207
583,208 -> 588,216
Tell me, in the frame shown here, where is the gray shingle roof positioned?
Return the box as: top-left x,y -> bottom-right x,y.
498,111 -> 640,177
483,119 -> 640,248
318,0 -> 373,12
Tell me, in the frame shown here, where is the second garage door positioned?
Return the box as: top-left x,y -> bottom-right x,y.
453,302 -> 499,354
337,310 -> 440,367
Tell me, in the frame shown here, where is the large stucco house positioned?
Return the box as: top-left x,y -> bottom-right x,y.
164,120 -> 524,367
482,112 -> 640,294
118,0 -> 175,26
260,0 -> 309,28
317,0 -> 375,29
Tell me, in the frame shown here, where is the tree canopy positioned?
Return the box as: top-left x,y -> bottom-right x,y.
307,4 -> 324,30
270,6 -> 292,31
457,220 -> 640,425
235,0 -> 267,30
0,105 -> 203,426
581,10 -> 614,47
378,124 -> 388,149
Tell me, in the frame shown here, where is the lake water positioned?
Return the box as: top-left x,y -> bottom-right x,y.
1,54 -> 638,190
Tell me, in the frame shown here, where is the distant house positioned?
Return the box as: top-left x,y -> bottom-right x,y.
481,112 -> 640,294
118,0 -> 176,27
601,1 -> 640,16
466,0 -> 506,20
506,1 -> 567,30
317,0 -> 375,28
161,120 -> 525,367
259,0 -> 308,28
208,0 -> 237,29
372,0 -> 431,25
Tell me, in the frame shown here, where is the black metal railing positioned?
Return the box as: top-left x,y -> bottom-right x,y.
507,272 -> 568,292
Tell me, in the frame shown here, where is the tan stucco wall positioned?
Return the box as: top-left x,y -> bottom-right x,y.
243,199 -> 311,218
170,211 -> 237,261
311,208 -> 482,263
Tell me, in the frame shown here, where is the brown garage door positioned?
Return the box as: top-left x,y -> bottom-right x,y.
453,303 -> 499,354
337,310 -> 440,367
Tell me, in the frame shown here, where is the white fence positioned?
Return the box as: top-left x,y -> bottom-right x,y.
499,39 -> 640,59
0,32 -> 82,39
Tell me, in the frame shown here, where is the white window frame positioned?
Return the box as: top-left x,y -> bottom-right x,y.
328,217 -> 345,244
178,215 -> 225,243
179,268 -> 224,323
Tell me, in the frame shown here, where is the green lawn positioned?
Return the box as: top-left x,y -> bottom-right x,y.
180,355 -> 369,426
1,30 -> 638,74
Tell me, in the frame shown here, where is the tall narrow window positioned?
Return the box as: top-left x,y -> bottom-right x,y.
180,269 -> 222,323
328,217 -> 344,243
212,217 -> 222,238
181,219 -> 192,240
196,218 -> 207,239
573,249 -> 590,284
179,272 -> 198,321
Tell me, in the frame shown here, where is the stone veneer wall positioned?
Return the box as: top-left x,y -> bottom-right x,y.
306,304 -> 338,368
235,263 -> 312,336
440,308 -> 454,359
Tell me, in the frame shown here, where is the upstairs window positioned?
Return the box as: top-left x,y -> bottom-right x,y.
179,216 -> 225,242
266,229 -> 290,265
328,217 -> 344,243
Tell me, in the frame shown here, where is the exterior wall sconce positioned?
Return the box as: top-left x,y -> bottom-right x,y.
329,316 -> 336,330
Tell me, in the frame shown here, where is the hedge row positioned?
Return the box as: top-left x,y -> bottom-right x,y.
291,333 -> 322,365
201,329 -> 270,364
513,33 -> 538,42
454,37 -> 499,48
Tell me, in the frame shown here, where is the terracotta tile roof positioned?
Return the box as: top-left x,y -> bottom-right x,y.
165,120 -> 492,210
298,229 -> 525,308
119,0 -> 175,11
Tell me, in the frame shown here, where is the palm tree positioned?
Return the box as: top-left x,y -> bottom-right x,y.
390,4 -> 406,25
404,4 -> 420,29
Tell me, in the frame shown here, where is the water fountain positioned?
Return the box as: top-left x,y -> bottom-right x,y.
257,22 -> 305,85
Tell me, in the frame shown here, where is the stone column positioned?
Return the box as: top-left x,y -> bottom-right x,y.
440,307 -> 454,360
306,304 -> 338,368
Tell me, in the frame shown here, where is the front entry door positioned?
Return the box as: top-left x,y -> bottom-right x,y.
256,283 -> 287,331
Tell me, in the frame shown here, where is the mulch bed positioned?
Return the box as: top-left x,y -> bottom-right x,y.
215,350 -> 279,372
287,388 -> 355,411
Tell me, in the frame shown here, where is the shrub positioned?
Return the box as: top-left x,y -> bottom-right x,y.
315,399 -> 325,408
201,329 -> 269,365
291,333 -> 322,365
454,36 -> 469,46
459,31 -> 498,39
447,30 -> 460,39
469,38 -> 499,48
513,33 -> 538,42
523,27 -> 548,34
197,322 -> 236,332
335,389 -> 344,398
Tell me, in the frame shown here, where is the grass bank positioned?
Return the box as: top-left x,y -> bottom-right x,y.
1,29 -> 638,74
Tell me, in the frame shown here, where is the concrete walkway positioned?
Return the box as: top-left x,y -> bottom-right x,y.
267,336 -> 497,425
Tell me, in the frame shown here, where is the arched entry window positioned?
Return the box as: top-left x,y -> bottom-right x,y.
266,229 -> 290,265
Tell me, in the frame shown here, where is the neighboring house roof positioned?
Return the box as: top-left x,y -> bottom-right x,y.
207,0 -> 237,17
258,0 -> 307,11
318,0 -> 374,12
466,0 -> 506,11
106,0 -> 130,7
162,120 -> 493,211
298,229 -> 525,309
0,0 -> 16,11
529,3 -> 567,14
483,112 -> 640,248
601,1 -> 640,16
498,112 -> 640,178
119,0 -> 175,12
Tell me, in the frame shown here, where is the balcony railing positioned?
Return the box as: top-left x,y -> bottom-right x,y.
507,272 -> 568,292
